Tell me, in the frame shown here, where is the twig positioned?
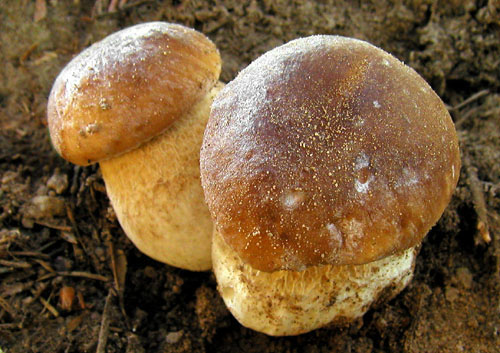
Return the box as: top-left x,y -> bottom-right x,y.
0,296 -> 18,319
66,204 -> 103,274
96,290 -> 114,353
39,296 -> 60,318
449,89 -> 490,112
7,251 -> 50,260
455,107 -> 481,129
36,241 -> 57,253
0,322 -> 23,330
107,241 -> 127,293
34,221 -> 72,232
60,271 -> 109,282
38,271 -> 109,282
34,287 -> 59,318
0,259 -> 32,269
19,43 -> 38,64
450,89 -> 490,129
0,267 -> 14,275
33,259 -> 55,273
463,154 -> 491,245
66,205 -> 83,243
107,241 -> 129,328
95,0 -> 153,18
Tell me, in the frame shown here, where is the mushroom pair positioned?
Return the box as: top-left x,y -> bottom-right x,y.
48,23 -> 460,336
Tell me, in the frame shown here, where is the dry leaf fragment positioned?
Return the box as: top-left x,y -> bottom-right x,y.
60,286 -> 75,311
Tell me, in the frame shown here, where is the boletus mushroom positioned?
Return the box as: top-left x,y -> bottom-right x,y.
200,36 -> 460,335
47,22 -> 223,271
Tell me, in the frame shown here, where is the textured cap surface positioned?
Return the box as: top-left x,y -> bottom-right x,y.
48,22 -> 221,166
200,35 -> 460,272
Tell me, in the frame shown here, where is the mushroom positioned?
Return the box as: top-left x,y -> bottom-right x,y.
200,36 -> 460,335
47,22 -> 223,271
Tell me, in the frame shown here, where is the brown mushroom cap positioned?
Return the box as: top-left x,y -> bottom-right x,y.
48,22 -> 221,166
200,35 -> 460,272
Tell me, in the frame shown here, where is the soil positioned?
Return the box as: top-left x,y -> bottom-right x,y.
1,1 -> 499,352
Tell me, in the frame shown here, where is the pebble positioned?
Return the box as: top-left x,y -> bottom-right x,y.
54,256 -> 73,271
445,285 -> 460,302
126,333 -> 145,353
26,195 -> 66,219
1,171 -> 18,184
22,217 -> 35,228
165,330 -> 183,344
455,267 -> 473,289
94,246 -> 106,261
47,172 -> 69,194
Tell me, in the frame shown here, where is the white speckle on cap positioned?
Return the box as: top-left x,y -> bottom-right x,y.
326,223 -> 343,247
354,116 -> 365,127
373,100 -> 381,108
355,176 -> 374,193
342,218 -> 365,252
355,152 -> 370,171
395,167 -> 420,188
281,190 -> 305,210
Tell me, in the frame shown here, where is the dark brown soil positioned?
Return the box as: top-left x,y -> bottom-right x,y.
1,1 -> 499,352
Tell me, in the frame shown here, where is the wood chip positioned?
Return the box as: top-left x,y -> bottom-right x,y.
96,290 -> 114,353
463,154 -> 491,245
67,314 -> 84,333
108,242 -> 127,293
33,0 -> 47,22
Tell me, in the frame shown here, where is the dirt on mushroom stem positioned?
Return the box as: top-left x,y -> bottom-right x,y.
0,1 -> 499,353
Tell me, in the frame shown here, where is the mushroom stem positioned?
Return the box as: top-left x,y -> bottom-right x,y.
100,83 -> 224,271
213,229 -> 416,336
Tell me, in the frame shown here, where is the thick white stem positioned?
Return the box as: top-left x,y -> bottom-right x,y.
213,229 -> 416,335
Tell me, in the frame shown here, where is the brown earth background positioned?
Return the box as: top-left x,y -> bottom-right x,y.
0,0 -> 499,352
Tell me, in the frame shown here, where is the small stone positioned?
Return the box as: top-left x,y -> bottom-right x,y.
126,333 -> 145,353
54,256 -> 73,272
35,184 -> 49,196
165,330 -> 183,344
143,266 -> 156,279
456,267 -> 473,289
445,285 -> 460,302
47,172 -> 69,194
60,231 -> 78,245
22,216 -> 35,228
26,195 -> 66,219
1,171 -> 18,184
94,246 -> 106,261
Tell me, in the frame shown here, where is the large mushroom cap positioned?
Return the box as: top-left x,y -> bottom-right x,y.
200,35 -> 460,272
48,22 -> 221,166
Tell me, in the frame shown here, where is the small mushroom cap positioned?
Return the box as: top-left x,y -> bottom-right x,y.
48,22 -> 221,166
200,35 -> 460,272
